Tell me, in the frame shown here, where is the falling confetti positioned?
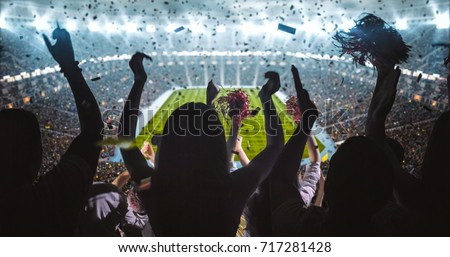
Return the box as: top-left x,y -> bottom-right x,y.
416,73 -> 422,83
277,23 -> 296,35
174,26 -> 185,33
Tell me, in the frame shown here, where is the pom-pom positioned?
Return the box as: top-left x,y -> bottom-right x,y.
333,13 -> 411,68
285,95 -> 301,123
215,89 -> 252,123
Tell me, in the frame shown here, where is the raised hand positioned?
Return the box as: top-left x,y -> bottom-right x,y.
43,26 -> 76,71
129,52 -> 152,83
140,140 -> 155,163
207,79 -> 220,106
291,65 -> 303,96
269,66 -> 318,215
234,136 -> 243,152
259,71 -> 281,101
119,53 -> 156,187
291,65 -> 318,121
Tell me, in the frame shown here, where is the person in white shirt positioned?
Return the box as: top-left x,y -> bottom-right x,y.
298,135 -> 322,207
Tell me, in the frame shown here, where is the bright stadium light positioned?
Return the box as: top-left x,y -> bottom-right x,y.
105,22 -> 117,33
341,18 -> 354,31
324,22 -> 335,32
242,22 -> 257,33
264,21 -> 278,32
216,24 -> 226,33
0,14 -> 5,29
299,21 -> 317,33
146,24 -> 156,32
105,22 -> 118,33
33,16 -> 51,31
125,21 -> 138,32
88,21 -> 100,32
189,23 -> 204,33
65,20 -> 77,31
435,13 -> 449,29
395,19 -> 408,30
166,23 -> 177,32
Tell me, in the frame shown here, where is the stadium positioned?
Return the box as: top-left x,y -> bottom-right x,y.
128,87 -> 330,164
0,0 -> 449,238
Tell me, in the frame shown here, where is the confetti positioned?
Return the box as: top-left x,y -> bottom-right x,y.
174,26 -> 185,33
416,73 -> 422,83
278,23 -> 296,35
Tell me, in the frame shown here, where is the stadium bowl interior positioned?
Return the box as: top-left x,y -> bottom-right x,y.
0,0 -> 448,178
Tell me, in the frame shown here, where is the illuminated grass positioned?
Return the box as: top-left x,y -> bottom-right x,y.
136,88 -> 324,160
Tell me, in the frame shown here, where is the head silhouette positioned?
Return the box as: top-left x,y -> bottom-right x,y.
324,136 -> 393,235
420,111 -> 449,235
151,102 -> 231,235
385,137 -> 405,164
0,109 -> 42,194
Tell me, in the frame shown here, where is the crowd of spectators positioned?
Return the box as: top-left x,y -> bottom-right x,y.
1,40 -> 446,181
0,11 -> 449,235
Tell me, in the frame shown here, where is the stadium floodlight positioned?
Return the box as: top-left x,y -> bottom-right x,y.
189,23 -> 204,33
340,18 -> 354,31
33,16 -> 51,31
299,21 -> 316,33
146,24 -> 156,32
216,24 -> 226,33
88,21 -> 101,32
166,23 -> 177,32
125,21 -> 138,32
435,13 -> 449,29
242,22 -> 256,33
0,14 -> 5,29
264,21 -> 278,32
105,22 -> 118,33
65,20 -> 77,32
395,19 -> 408,30
324,22 -> 335,33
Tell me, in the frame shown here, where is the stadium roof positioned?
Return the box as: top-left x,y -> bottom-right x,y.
0,0 -> 448,76
2,0 -> 449,29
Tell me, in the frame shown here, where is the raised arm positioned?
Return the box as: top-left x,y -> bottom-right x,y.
270,64 -> 319,211
119,52 -> 155,187
234,136 -> 250,166
206,79 -> 240,164
226,117 -> 241,164
313,175 -> 325,207
307,135 -> 320,164
42,27 -> 104,235
298,135 -> 322,207
365,67 -> 424,210
229,71 -> 284,216
112,170 -> 131,189
365,67 -> 401,143
43,27 -> 103,169
206,79 -> 220,107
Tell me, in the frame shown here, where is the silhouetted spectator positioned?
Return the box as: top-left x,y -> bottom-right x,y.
0,27 -> 103,236
118,52 -> 284,236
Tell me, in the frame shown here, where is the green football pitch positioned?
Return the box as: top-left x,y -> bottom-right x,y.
136,88 -> 324,160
